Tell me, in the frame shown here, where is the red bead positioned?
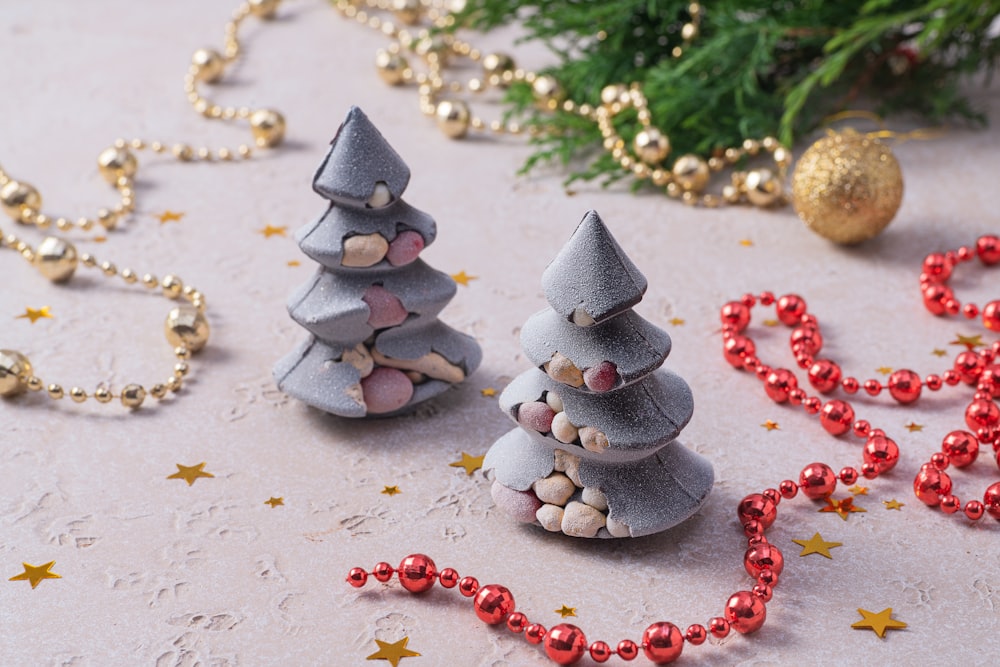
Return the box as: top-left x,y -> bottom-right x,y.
755,364 -> 772,381
743,355 -> 760,372
458,576 -> 479,597
438,568 -> 459,588
958,245 -> 974,262
741,293 -> 757,307
524,624 -> 547,644
757,568 -> 779,587
759,291 -> 775,306
474,584 -> 515,624
944,370 -> 961,385
940,495 -> 961,514
863,433 -> 900,473
397,554 -> 437,593
839,467 -> 859,485
725,591 -> 767,634
922,252 -> 953,281
807,359 -> 842,394
589,641 -> 612,663
922,283 -> 953,316
778,480 -> 798,499
984,482 -> 1000,520
841,377 -> 859,394
925,374 -> 943,391
861,462 -> 879,479
980,365 -> 1000,398
373,562 -> 394,582
507,612 -> 528,633
544,624 -> 587,665
707,618 -> 730,638
616,639 -> 639,661
887,369 -> 922,404
764,369 -> 798,403
745,543 -> 784,577
966,399 -> 1000,431
913,467 -> 952,506
752,583 -> 773,602
790,326 -> 823,356
984,301 -> 1000,332
863,379 -> 882,396
955,350 -> 986,384
799,462 -> 836,499
852,420 -> 871,438
942,430 -> 980,467
720,301 -> 751,332
640,622 -> 684,664
963,303 -> 980,319
347,567 -> 368,588
747,534 -> 768,547
945,298 -> 961,316
684,624 -> 707,645
964,500 -> 985,520
742,519 -> 763,537
723,335 -> 756,368
762,488 -> 781,505
776,294 -> 807,326
976,234 -> 1000,265
803,397 -> 822,414
737,494 -> 777,530
820,399 -> 854,436
788,388 -> 805,405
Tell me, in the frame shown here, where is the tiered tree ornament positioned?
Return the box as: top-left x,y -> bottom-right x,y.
274,106 -> 481,417
484,211 -> 713,538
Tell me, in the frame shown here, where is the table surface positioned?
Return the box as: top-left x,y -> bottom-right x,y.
2,2 -> 999,665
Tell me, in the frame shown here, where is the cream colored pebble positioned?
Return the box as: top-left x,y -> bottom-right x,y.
579,426 -> 610,453
553,449 -> 578,472
551,411 -> 579,444
572,306 -> 596,326
605,515 -> 631,538
582,487 -> 608,511
561,501 -> 606,538
367,181 -> 393,208
536,504 -> 564,532
341,342 -> 374,378
533,473 -> 575,505
371,346 -> 465,383
341,232 -> 389,267
545,391 -> 564,413
564,459 -> 582,487
545,352 -> 584,387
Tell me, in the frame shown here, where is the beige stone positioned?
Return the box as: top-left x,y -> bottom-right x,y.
564,459 -> 582,487
553,449 -> 578,472
367,181 -> 393,208
551,412 -> 579,444
341,232 -> 389,267
582,487 -> 608,511
579,426 -> 610,454
340,342 -> 374,378
371,346 -> 465,383
545,391 -> 564,413
605,516 -> 631,538
561,501 -> 606,538
532,473 -> 575,505
544,352 -> 584,387
536,504 -> 564,532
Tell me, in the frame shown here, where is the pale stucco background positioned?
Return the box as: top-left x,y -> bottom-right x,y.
1,2 -> 999,665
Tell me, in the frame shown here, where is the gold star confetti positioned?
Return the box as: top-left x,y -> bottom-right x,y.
480,387 -> 497,397
668,317 -> 685,326
265,497 -> 284,508
555,605 -> 577,618
157,210 -> 184,224
792,532 -> 843,559
16,306 -> 53,324
366,637 -> 420,666
449,452 -> 485,476
820,496 -> 866,520
883,499 -> 904,511
450,270 -> 477,286
762,319 -> 779,327
739,239 -> 754,247
931,348 -> 947,357
950,333 -> 984,349
875,366 -> 893,376
848,485 -> 868,496
904,422 -> 924,433
287,260 -> 301,267
8,561 -> 61,589
761,419 -> 780,431
93,235 -> 107,243
167,462 -> 214,486
259,224 -> 288,238
381,485 -> 401,496
851,608 -> 907,638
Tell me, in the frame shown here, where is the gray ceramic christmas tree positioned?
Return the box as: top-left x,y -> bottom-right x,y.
274,106 -> 481,417
484,210 -> 713,538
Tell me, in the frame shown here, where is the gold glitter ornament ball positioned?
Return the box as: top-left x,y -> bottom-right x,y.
791,130 -> 903,245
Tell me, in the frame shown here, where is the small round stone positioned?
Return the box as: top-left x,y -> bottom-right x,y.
561,501 -> 606,538
121,384 -> 146,409
578,427 -> 609,454
342,233 -> 389,267
386,230 -> 425,266
581,487 -> 608,511
362,285 -> 409,328
583,361 -> 618,392
545,391 -> 564,413
491,482 -> 542,523
517,401 -> 556,433
550,412 -> 579,444
367,182 -> 393,208
605,515 -> 630,537
536,504 -> 564,532
533,473 -> 575,505
360,367 -> 413,414
545,352 -> 585,387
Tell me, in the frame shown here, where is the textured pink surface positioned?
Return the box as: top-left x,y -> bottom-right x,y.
1,1 -> 1000,665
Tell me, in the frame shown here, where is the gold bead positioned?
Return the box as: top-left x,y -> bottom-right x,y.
121,268 -> 137,283
600,84 -> 626,106
94,387 -> 113,403
142,274 -> 158,288
0,180 -> 42,220
165,305 -> 210,352
166,376 -> 182,393
248,0 -> 280,18
249,109 -> 286,148
722,184 -> 741,203
47,384 -> 64,400
34,236 -> 78,283
671,154 -> 710,192
192,48 -> 226,83
174,362 -> 190,377
435,100 -> 470,139
633,127 -> 671,165
69,387 -> 87,403
162,274 -> 184,299
680,22 -> 698,41
375,49 -> 409,86
531,74 -> 563,103
482,52 -> 515,80
97,208 -> 118,230
174,346 -> 191,360
81,253 -> 97,268
744,168 -> 784,207
121,384 -> 146,409
150,383 -> 168,399
173,144 -> 194,161
26,376 -> 43,392
0,350 -> 32,397
100,260 -> 117,277
391,0 -> 421,24
96,147 -> 138,185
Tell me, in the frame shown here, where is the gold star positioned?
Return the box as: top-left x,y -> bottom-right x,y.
762,319 -> 779,327
739,239 -> 754,247
93,235 -> 108,243
555,605 -> 577,618
259,224 -> 288,238
449,452 -> 485,476
851,608 -> 907,638
16,306 -> 53,324
761,419 -> 780,431
904,422 -> 924,433
792,532 -> 843,559
883,499 -> 904,511
848,485 -> 868,496
875,366 -> 893,376
9,561 -> 61,589
366,637 -> 420,666
157,210 -> 184,224
287,260 -> 301,267
167,462 -> 214,486
931,348 -> 947,357
450,270 -> 477,286
480,387 -> 497,397
820,496 -> 866,521
265,496 -> 284,508
668,317 -> 685,326
950,333 -> 984,349
381,485 -> 401,496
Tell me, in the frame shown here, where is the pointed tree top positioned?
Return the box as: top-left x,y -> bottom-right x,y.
541,210 -> 647,325
312,106 -> 411,207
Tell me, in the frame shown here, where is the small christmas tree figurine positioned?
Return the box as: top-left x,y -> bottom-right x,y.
484,210 -> 713,538
274,106 -> 481,417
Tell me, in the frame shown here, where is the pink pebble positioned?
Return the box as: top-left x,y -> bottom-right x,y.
362,284 -> 409,328
517,401 -> 556,433
584,361 -> 619,392
491,481 -> 542,523
361,367 -> 414,414
386,230 -> 425,266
